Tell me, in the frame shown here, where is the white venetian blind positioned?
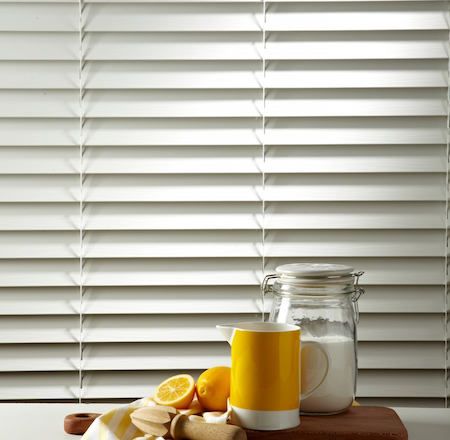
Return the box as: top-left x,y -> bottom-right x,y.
0,0 -> 448,408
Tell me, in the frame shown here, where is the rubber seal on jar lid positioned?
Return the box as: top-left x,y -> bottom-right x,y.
276,263 -> 354,278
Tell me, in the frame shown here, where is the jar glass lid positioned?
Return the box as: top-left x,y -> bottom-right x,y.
274,263 -> 358,285
276,263 -> 354,278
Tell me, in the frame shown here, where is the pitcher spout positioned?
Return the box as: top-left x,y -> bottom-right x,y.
216,324 -> 236,345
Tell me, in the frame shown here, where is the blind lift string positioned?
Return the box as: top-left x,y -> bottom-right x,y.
261,0 -> 267,322
78,0 -> 84,404
443,2 -> 450,409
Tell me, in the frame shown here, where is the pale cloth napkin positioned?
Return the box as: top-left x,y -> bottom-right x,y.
81,397 -> 229,440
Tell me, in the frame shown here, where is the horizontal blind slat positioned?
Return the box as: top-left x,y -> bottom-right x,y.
0,372 -> 79,400
357,370 -> 446,398
266,41 -> 449,60
0,257 -> 444,286
0,91 -> 79,118
264,59 -> 447,88
4,179 -> 441,202
1,117 -> 440,147
84,32 -> 261,61
0,201 -> 443,231
265,100 -> 447,117
0,286 -> 262,315
0,341 -> 444,372
266,3 -> 447,31
357,342 -> 445,369
358,286 -> 444,313
0,285 -> 443,315
84,3 -> 262,32
75,3 -> 449,33
75,32 -> 450,61
77,62 -> 447,89
0,3 -> 78,32
265,201 -> 445,229
0,61 -> 79,89
2,368 -> 443,401
358,314 -> 445,341
0,313 -> 443,344
4,151 -> 444,173
0,230 -> 443,259
0,33 -> 78,60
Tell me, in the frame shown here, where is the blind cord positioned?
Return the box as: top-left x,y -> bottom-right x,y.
78,0 -> 84,404
261,0 -> 266,321
446,2 -> 450,409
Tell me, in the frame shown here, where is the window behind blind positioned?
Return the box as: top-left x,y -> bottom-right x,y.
0,0 -> 448,408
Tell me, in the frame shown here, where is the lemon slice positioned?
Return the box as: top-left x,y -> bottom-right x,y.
153,374 -> 196,409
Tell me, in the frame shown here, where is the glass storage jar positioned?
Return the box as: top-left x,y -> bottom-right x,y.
261,263 -> 364,415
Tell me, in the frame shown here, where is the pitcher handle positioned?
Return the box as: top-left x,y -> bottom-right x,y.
300,341 -> 331,400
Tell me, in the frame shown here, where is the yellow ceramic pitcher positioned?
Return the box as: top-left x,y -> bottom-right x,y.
216,322 -> 329,431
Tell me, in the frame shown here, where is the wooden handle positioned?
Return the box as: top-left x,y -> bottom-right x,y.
64,413 -> 101,435
170,414 -> 247,440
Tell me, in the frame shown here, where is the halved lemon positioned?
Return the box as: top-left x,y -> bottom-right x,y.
153,374 -> 196,408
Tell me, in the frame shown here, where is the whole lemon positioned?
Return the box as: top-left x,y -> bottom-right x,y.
196,366 -> 230,412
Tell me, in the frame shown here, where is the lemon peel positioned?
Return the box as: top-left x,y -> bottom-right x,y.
188,415 -> 207,423
178,398 -> 204,416
203,409 -> 231,424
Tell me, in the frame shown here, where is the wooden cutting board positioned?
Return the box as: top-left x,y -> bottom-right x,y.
244,406 -> 408,440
